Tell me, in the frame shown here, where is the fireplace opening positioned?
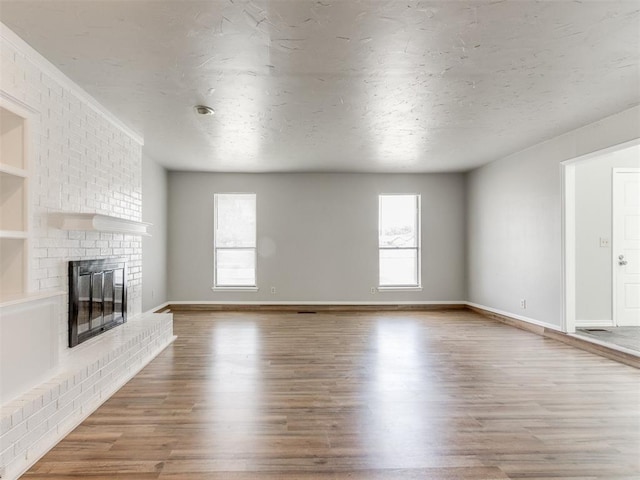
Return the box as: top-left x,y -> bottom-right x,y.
69,258 -> 127,347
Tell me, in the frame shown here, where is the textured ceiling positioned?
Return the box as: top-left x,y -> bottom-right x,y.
1,0 -> 639,172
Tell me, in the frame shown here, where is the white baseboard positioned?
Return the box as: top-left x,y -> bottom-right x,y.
465,302 -> 563,332
575,319 -> 614,328
165,300 -> 465,306
161,300 -> 563,335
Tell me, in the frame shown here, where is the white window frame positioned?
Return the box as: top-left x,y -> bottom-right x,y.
212,193 -> 258,291
378,194 -> 422,291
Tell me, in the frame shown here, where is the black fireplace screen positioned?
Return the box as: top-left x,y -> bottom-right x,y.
69,258 -> 127,347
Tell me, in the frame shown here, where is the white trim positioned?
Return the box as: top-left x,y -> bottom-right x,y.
561,162 -> 576,333
0,290 -> 63,308
0,92 -> 35,299
558,138 -> 640,166
0,22 -> 143,145
161,300 -> 563,334
377,286 -> 423,292
575,319 -> 615,328
0,89 -> 38,116
465,301 -> 563,332
0,230 -> 28,239
0,163 -> 28,177
211,286 -> 259,292
56,213 -> 151,236
560,138 -> 640,334
167,300 -> 465,306
156,300 -> 567,333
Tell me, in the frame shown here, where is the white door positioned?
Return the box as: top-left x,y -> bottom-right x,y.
613,169 -> 640,326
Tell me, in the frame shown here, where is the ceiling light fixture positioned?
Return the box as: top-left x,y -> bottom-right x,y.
194,105 -> 215,115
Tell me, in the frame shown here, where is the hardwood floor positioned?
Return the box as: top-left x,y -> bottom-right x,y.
22,309 -> 640,479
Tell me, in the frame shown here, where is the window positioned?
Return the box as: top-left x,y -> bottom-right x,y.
378,194 -> 421,288
214,193 -> 256,288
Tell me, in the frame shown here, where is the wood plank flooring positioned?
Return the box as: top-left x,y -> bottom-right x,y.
22,309 -> 640,479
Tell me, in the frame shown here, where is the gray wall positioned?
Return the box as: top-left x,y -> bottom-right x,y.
168,173 -> 466,303
466,106 -> 640,328
575,145 -> 640,324
142,155 -> 168,310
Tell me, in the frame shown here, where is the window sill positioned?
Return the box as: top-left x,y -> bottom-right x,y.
211,286 -> 259,292
377,286 -> 423,292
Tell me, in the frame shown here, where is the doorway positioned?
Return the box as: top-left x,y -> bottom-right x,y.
562,140 -> 640,354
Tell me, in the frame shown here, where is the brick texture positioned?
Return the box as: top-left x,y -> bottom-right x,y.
0,28 -> 161,480
0,314 -> 174,480
0,37 -> 143,356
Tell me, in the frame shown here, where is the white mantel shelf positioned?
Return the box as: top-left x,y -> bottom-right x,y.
58,213 -> 151,236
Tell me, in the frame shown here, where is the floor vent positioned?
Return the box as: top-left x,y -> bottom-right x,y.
584,328 -> 610,332
297,311 -> 317,314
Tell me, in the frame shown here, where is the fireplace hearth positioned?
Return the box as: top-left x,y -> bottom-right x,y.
68,258 -> 127,347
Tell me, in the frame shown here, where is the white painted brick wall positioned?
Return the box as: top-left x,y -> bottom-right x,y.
0,25 -> 169,480
0,35 -> 143,356
0,313 -> 174,480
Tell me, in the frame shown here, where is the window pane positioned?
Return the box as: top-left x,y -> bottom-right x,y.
379,249 -> 418,286
215,194 -> 256,247
379,195 -> 418,248
216,249 -> 256,286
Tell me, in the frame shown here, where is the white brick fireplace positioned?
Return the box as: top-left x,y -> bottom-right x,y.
0,23 -> 174,480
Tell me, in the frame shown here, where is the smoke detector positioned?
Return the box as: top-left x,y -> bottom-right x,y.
194,105 -> 215,115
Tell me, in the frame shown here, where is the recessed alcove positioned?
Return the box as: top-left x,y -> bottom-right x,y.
0,103 -> 29,301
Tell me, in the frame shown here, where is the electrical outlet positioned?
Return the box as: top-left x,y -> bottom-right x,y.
370,287 -> 376,294
599,237 -> 610,248
270,286 -> 276,294
520,299 -> 526,309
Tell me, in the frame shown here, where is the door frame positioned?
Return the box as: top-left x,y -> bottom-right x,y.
561,138 -> 640,334
612,167 -> 640,326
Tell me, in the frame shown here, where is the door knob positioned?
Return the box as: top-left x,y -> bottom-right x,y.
618,254 -> 628,266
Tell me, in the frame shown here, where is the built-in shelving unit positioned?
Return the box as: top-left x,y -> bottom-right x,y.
0,102 -> 29,301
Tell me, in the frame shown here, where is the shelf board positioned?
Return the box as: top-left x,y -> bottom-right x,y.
56,213 -> 151,236
0,290 -> 64,308
0,230 -> 28,239
0,163 -> 28,178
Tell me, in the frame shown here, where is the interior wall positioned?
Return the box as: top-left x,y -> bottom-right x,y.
142,154 -> 168,311
466,106 -> 640,329
168,173 -> 466,303
1,25 -> 144,354
575,145 -> 640,325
